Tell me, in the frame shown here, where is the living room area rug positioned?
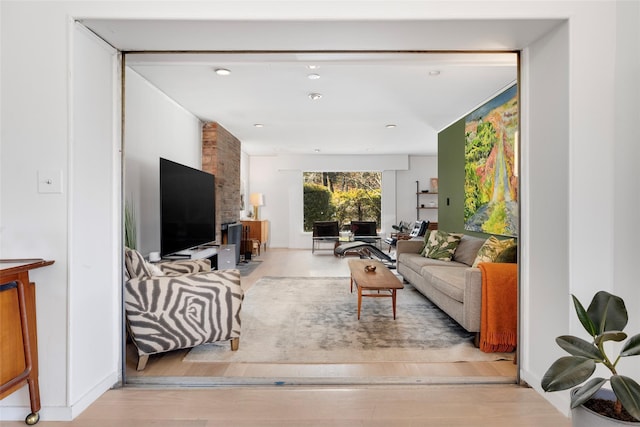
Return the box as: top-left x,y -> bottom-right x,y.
235,259 -> 263,276
184,276 -> 515,364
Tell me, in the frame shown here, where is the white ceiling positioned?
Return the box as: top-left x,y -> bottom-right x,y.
81,19 -> 560,155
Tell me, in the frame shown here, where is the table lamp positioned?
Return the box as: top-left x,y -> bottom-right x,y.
250,193 -> 264,220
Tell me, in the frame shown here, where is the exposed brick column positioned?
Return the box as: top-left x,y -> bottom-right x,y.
202,122 -> 241,243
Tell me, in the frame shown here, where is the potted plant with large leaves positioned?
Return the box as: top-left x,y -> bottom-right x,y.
541,291 -> 640,425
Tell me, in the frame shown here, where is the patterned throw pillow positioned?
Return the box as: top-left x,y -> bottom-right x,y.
422,230 -> 463,261
419,230 -> 432,256
495,245 -> 518,263
125,248 -> 154,279
472,236 -> 516,267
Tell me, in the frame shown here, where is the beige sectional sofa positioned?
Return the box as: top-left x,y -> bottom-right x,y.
396,235 -> 487,333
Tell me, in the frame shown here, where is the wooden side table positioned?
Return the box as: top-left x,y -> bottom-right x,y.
241,220 -> 269,252
1,259 -> 54,425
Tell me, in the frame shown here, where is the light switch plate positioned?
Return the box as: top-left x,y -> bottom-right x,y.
38,170 -> 63,193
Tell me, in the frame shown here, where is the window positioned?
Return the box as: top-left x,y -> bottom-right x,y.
303,172 -> 381,232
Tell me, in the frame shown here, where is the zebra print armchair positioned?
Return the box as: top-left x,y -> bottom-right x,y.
124,248 -> 243,370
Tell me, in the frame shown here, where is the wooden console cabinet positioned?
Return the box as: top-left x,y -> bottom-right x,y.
1,259 -> 54,425
241,220 -> 269,252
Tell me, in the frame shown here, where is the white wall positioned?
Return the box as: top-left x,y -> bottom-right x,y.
1,3 -> 70,418
68,23 -> 121,415
396,156 -> 438,225
240,150 -> 251,217
1,0 -> 639,421
612,0 -> 640,382
0,10 -> 121,420
519,1 -> 640,410
519,21 -> 571,410
124,68 -> 203,256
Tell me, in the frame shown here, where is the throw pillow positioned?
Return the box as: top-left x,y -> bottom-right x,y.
451,235 -> 488,266
125,248 -> 154,279
495,244 -> 518,263
472,236 -> 516,267
422,230 -> 463,261
419,229 -> 432,256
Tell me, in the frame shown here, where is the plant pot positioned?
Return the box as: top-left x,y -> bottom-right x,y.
571,388 -> 640,426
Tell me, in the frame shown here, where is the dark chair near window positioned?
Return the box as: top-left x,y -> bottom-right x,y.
312,221 -> 339,253
350,221 -> 381,247
350,221 -> 377,236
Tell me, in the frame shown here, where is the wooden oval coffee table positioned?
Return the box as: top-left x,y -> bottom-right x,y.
348,259 -> 404,319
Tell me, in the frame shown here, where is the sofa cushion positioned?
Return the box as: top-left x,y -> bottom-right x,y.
398,253 -> 467,273
423,230 -> 463,261
452,235 -> 487,266
426,266 -> 467,303
472,236 -> 517,267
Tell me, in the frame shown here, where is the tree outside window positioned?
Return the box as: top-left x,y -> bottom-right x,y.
303,172 -> 381,232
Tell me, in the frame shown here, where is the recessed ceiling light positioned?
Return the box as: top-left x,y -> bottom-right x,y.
253,123 -> 264,128
308,73 -> 321,80
307,65 -> 319,70
429,70 -> 441,76
214,68 -> 231,76
385,124 -> 397,129
308,93 -> 323,100
314,148 -> 321,153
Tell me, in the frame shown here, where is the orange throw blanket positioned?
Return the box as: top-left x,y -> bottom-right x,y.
478,262 -> 518,353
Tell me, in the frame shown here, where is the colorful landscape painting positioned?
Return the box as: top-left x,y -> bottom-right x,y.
464,84 -> 518,237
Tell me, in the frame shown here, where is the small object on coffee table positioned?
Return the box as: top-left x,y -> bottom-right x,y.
348,259 -> 403,319
364,264 -> 376,273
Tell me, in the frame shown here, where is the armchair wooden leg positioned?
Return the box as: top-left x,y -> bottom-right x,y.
230,337 -> 240,351
136,354 -> 149,371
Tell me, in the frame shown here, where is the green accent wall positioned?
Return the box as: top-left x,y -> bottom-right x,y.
437,119 -> 499,240
437,118 -> 466,233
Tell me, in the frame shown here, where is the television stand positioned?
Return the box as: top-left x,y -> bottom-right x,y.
163,243 -> 239,270
169,246 -> 217,260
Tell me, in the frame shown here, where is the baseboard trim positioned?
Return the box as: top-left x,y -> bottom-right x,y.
0,372 -> 120,422
520,369 -> 570,418
69,372 -> 121,420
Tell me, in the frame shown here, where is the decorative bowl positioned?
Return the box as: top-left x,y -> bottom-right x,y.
364,265 -> 377,273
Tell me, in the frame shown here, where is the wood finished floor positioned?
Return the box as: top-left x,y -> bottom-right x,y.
126,248 -> 517,384
4,385 -> 570,426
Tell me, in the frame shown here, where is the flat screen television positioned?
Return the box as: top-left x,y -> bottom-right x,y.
160,158 -> 216,256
